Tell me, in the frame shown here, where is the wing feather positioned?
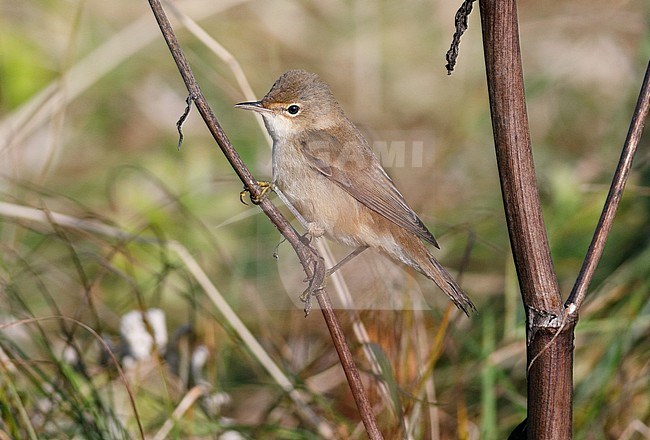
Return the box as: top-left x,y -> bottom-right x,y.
299,129 -> 439,247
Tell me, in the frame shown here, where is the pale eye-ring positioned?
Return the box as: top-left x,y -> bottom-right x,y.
287,104 -> 301,115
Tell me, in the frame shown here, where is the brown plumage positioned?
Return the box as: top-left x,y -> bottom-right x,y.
236,70 -> 475,315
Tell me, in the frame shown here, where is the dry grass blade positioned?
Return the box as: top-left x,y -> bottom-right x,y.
0,0 -> 248,154
151,384 -> 210,440
162,0 -> 270,142
0,200 -> 335,438
168,242 -> 335,437
0,316 -> 144,440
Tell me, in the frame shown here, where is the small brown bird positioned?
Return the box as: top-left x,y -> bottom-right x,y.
236,70 -> 475,315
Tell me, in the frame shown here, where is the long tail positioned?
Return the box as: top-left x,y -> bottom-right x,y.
421,254 -> 476,316
379,226 -> 477,316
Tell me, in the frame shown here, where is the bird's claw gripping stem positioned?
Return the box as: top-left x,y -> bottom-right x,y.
240,181 -> 272,205
300,257 -> 326,317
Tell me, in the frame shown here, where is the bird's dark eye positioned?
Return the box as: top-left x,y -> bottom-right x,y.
287,104 -> 300,115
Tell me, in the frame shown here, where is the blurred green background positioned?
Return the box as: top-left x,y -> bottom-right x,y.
0,0 -> 648,438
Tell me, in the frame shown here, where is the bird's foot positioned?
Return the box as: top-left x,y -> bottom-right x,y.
240,181 -> 272,205
300,257 -> 326,317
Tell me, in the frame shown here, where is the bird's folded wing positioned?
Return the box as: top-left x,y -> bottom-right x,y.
299,131 -> 439,248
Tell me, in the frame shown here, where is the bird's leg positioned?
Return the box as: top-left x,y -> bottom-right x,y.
299,222 -> 326,245
298,246 -> 367,316
325,246 -> 368,276
239,181 -> 272,205
300,257 -> 326,316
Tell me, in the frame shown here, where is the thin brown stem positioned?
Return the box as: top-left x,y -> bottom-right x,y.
146,0 -> 382,437
479,0 -> 561,314
316,292 -> 384,440
479,1 -> 572,438
566,61 -> 650,310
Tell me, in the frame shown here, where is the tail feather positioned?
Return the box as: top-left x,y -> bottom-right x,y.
380,225 -> 476,315
423,255 -> 476,316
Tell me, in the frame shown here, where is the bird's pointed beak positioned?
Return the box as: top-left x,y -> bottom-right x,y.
234,100 -> 272,114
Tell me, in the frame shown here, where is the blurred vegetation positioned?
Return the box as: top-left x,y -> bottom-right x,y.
0,0 -> 648,438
